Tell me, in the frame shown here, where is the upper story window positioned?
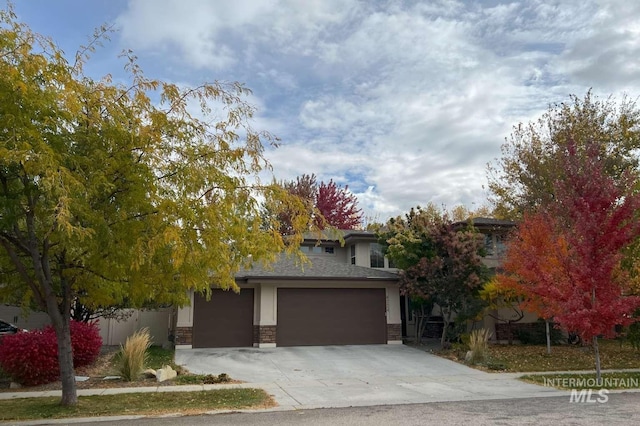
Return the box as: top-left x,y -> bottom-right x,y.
483,232 -> 508,258
484,234 -> 495,257
495,234 -> 507,256
350,245 -> 356,265
300,246 -> 334,255
370,243 -> 385,268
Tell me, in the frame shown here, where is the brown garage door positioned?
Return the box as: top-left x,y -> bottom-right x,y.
193,289 -> 254,348
277,288 -> 386,346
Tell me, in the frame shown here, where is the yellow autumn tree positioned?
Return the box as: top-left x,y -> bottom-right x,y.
0,8 -> 310,405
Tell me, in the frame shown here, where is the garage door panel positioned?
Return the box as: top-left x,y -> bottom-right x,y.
277,288 -> 386,346
193,289 -> 253,348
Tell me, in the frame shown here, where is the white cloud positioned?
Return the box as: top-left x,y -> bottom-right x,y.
110,0 -> 640,222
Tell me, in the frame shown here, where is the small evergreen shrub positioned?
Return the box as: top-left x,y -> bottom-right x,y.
0,320 -> 103,386
625,321 -> 640,350
514,320 -> 563,345
119,328 -> 151,381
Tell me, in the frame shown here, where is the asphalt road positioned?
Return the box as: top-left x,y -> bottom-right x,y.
67,392 -> 640,426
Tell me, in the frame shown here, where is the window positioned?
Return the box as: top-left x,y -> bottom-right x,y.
300,246 -> 322,254
350,245 -> 356,265
496,234 -> 507,256
484,233 -> 495,256
370,243 -> 385,268
324,247 -> 335,254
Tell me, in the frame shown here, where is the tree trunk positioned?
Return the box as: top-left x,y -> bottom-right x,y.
506,321 -> 513,345
545,319 -> 551,355
440,307 -> 451,349
43,278 -> 77,406
54,317 -> 77,406
593,336 -> 602,385
414,310 -> 423,344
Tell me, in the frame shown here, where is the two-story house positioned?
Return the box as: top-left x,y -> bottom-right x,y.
174,230 -> 401,350
455,217 -> 539,341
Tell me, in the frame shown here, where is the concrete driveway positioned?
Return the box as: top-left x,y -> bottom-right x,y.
176,344 -> 566,410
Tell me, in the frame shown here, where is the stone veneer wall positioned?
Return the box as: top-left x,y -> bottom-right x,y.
175,327 -> 193,345
387,323 -> 402,341
258,325 -> 277,344
253,325 -> 260,345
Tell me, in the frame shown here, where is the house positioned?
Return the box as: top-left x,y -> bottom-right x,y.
457,217 -> 539,341
400,217 -> 541,341
174,230 -> 402,349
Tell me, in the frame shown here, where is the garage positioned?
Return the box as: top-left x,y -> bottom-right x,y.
192,288 -> 254,348
277,288 -> 387,346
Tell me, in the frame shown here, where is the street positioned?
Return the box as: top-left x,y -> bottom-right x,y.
67,392 -> 640,426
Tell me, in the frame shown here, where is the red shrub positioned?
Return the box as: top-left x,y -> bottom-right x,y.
69,320 -> 102,368
0,330 -> 59,386
0,320 -> 103,386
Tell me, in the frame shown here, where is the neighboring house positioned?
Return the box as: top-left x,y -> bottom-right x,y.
174,230 -> 402,349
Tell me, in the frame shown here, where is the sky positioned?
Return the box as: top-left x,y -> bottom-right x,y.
8,0 -> 640,222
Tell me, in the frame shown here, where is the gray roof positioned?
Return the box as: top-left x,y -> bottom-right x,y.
470,217 -> 517,226
302,229 -> 376,243
454,217 -> 517,229
236,254 -> 398,281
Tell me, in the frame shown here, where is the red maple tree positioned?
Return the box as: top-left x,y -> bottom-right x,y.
315,179 -> 363,230
497,213 -> 568,322
500,140 -> 640,380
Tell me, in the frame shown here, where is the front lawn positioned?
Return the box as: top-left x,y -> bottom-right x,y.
437,339 -> 640,372
485,340 -> 640,372
520,372 -> 640,389
0,388 -> 273,421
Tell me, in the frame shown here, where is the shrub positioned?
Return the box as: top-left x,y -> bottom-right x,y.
69,320 -> 102,368
0,320 -> 103,386
119,328 -> 151,381
514,320 -> 563,345
176,373 -> 232,385
468,328 -> 491,364
0,329 -> 59,386
625,321 -> 640,350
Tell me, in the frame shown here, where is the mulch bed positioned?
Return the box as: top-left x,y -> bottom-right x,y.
0,348 -> 190,393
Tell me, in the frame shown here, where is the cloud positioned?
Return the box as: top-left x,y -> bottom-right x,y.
114,0 -> 640,222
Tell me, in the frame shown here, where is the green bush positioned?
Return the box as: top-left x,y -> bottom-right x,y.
625,321 -> 640,350
485,359 -> 507,371
119,328 -> 151,381
515,320 -> 563,345
176,373 -> 231,385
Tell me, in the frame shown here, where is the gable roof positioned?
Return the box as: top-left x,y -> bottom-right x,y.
236,254 -> 398,281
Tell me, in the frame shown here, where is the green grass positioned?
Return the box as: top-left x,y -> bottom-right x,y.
146,346 -> 175,369
175,373 -> 231,385
520,372 -> 640,389
110,345 -> 177,373
482,339 -> 640,372
0,388 -> 272,421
